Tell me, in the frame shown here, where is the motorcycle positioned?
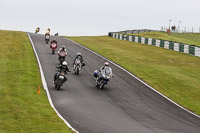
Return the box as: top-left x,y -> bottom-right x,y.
55,69 -> 66,90
73,59 -> 82,75
58,51 -> 67,64
94,68 -> 112,90
35,28 -> 40,33
50,43 -> 57,54
55,33 -> 58,36
45,34 -> 50,44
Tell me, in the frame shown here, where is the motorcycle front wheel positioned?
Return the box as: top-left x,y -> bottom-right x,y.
76,67 -> 79,75
55,80 -> 61,90
99,83 -> 104,90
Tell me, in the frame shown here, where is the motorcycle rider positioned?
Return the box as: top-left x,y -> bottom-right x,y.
51,38 -> 57,44
46,28 -> 50,34
35,27 -> 40,33
50,38 -> 58,48
58,45 -> 67,54
73,52 -> 85,67
53,61 -> 70,84
97,62 -> 112,82
58,45 -> 67,61
45,29 -> 50,40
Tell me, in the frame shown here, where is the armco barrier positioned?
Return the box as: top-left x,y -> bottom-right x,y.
109,33 -> 200,57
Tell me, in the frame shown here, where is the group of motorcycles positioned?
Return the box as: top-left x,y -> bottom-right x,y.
43,33 -> 113,90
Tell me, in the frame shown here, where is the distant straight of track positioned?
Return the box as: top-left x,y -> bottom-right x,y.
29,33 -> 200,133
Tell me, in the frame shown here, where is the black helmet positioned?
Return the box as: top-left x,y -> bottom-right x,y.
62,45 -> 65,49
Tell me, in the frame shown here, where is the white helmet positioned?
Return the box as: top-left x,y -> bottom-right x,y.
77,52 -> 81,56
62,61 -> 67,66
104,62 -> 109,66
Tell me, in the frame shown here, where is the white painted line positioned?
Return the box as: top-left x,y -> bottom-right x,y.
27,33 -> 79,133
64,37 -> 200,119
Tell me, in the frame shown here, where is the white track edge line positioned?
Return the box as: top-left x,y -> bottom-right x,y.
27,33 -> 79,133
64,37 -> 200,119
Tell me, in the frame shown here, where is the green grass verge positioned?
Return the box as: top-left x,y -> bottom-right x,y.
0,30 -> 74,133
67,36 -> 200,116
131,32 -> 200,46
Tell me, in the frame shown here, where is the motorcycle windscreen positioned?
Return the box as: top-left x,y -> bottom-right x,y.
51,43 -> 57,47
76,59 -> 81,64
60,51 -> 66,56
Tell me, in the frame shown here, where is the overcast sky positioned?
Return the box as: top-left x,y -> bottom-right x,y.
0,0 -> 200,36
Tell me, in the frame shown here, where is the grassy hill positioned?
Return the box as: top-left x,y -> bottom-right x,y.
0,30 -> 74,133
67,35 -> 200,116
131,32 -> 200,46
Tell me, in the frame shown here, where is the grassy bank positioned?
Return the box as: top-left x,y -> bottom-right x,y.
131,32 -> 200,46
67,36 -> 200,115
0,30 -> 74,133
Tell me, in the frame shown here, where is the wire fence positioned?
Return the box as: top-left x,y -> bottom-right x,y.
161,27 -> 200,43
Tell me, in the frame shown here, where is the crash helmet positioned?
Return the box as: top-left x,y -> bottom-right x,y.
53,38 -> 56,41
104,62 -> 109,66
62,61 -> 67,67
77,52 -> 81,56
61,45 -> 65,49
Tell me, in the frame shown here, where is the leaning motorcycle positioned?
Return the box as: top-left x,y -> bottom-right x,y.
73,59 -> 82,75
94,68 -> 112,90
50,43 -> 57,54
55,69 -> 66,90
58,51 -> 67,64
45,34 -> 50,44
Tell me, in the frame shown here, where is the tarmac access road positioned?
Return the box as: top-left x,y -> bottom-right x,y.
29,33 -> 200,133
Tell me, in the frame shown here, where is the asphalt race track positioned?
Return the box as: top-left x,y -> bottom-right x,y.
29,33 -> 200,133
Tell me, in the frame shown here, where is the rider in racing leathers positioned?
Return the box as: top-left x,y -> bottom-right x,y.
58,45 -> 67,60
50,38 -> 58,48
97,62 -> 112,82
53,61 -> 70,84
73,52 -> 85,67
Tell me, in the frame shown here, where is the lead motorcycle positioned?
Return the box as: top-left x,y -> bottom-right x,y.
45,34 -> 50,44
73,59 -> 82,75
35,27 -> 40,33
54,69 -> 67,90
58,51 -> 67,64
94,68 -> 112,90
